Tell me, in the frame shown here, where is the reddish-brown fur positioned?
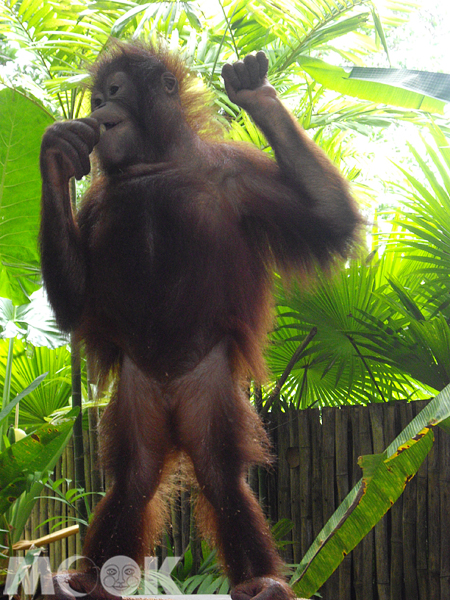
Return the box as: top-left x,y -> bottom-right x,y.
39,42 -> 361,599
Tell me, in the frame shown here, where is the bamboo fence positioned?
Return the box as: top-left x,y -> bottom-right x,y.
20,399 -> 450,599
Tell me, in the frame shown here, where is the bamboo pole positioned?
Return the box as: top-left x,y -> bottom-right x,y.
359,406 -> 374,600
400,402 -> 419,600
298,410 -> 312,561
370,404 -> 389,600
439,426 -> 450,600
288,411 -> 301,563
277,411 -> 292,562
13,526 -> 79,551
336,407 -> 351,600
414,401 -> 429,600
383,403 -> 401,600
351,407 -> 363,600
321,407 -> 338,599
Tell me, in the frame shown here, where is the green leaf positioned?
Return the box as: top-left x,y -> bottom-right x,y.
0,89 -> 53,304
387,276 -> 425,321
298,56 -> 446,113
293,427 -> 433,597
292,381 -> 450,596
350,67 -> 450,104
15,289 -> 68,348
0,413 -> 76,516
0,339 -> 73,428
271,518 -> 294,541
269,256 -> 425,408
0,372 -> 48,424
370,6 -> 390,63
0,290 -> 67,347
110,5 -> 147,37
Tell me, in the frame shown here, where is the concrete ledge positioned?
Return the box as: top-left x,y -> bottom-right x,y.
123,596 -> 308,599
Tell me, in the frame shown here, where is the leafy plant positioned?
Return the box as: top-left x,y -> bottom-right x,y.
38,477 -> 103,531
0,402 -> 78,548
1,0 -> 449,592
292,382 -> 450,597
0,90 -> 53,304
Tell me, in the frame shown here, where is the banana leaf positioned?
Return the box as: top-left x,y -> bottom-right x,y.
292,382 -> 450,597
298,56 -> 446,114
0,410 -> 77,518
0,89 -> 53,304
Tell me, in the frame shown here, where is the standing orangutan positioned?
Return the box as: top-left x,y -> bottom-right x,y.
40,42 -> 361,600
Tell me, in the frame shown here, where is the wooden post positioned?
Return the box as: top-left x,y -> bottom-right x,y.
336,407 -> 351,600
370,403 -> 389,600
400,402 -> 419,600
289,410 -> 301,562
298,409 -> 312,561
351,406 -> 363,600
439,426 -> 450,600
359,406 -> 374,600
310,408 -> 322,542
321,407 -> 338,599
414,400 -> 429,600
277,411 -> 292,562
